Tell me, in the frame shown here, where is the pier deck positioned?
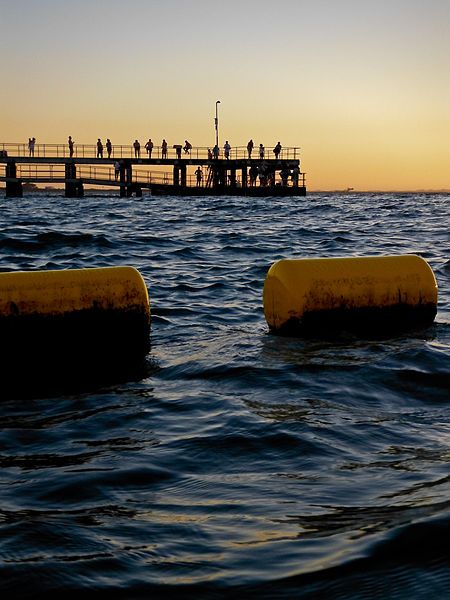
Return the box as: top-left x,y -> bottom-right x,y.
0,143 -> 306,198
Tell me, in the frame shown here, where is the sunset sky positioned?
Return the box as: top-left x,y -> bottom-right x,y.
1,0 -> 449,190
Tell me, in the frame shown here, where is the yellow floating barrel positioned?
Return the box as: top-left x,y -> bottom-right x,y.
0,266 -> 150,371
263,255 -> 438,335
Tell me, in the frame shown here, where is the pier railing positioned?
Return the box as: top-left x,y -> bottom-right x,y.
0,143 -> 301,161
2,163 -> 305,189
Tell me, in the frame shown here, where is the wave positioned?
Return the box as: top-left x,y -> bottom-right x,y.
0,231 -> 113,252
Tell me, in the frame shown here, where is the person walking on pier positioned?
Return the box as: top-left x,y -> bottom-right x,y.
68,136 -> 74,158
106,139 -> 112,159
162,139 -> 168,159
247,139 -> 254,159
133,139 -> 141,158
273,141 -> 282,159
183,140 -> 192,155
259,143 -> 265,159
97,139 -> 103,158
145,138 -> 153,158
195,166 -> 203,187
223,141 -> 231,160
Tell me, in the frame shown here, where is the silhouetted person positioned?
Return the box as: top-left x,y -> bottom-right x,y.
223,140 -> 231,160
213,144 -> 219,159
291,165 -> 299,187
273,141 -> 282,159
280,166 -> 290,186
259,143 -> 265,159
114,160 -> 120,181
97,138 -> 103,158
207,148 -> 213,160
106,139 -> 112,158
133,139 -> 141,158
195,167 -> 203,187
183,140 -> 192,154
247,139 -> 254,159
145,138 -> 153,158
28,137 -> 36,157
68,136 -> 74,158
162,139 -> 168,159
258,163 -> 267,186
249,165 -> 258,186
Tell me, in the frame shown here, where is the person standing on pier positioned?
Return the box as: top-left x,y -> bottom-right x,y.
106,139 -> 112,159
259,143 -> 265,159
291,165 -> 299,187
280,166 -> 290,186
213,145 -> 219,159
145,139 -> 154,158
249,164 -> 258,186
195,166 -> 203,187
273,141 -> 282,159
223,141 -> 231,160
28,137 -> 36,157
133,139 -> 141,158
114,160 -> 120,181
68,136 -> 74,158
162,139 -> 168,159
97,139 -> 103,158
247,139 -> 254,159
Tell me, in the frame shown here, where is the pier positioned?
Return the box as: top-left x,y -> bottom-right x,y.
0,143 -> 306,198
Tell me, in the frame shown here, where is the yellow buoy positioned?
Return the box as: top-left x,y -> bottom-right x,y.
0,266 -> 150,366
263,255 -> 438,334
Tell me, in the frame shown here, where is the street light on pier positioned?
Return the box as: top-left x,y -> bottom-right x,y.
215,100 -> 221,149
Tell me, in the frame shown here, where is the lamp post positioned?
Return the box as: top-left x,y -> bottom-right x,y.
215,100 -> 221,149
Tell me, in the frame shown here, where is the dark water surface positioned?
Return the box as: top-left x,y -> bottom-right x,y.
0,192 -> 449,599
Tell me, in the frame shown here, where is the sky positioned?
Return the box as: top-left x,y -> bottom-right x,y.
1,0 -> 449,190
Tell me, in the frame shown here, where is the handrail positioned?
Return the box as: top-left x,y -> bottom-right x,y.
1,163 -> 306,189
0,142 -> 301,161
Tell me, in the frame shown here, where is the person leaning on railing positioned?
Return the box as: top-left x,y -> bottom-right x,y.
273,141 -> 281,159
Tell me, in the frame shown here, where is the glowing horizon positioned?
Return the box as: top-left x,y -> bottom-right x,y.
1,0 -> 449,191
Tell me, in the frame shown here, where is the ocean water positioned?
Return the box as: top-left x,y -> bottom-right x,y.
0,191 -> 449,599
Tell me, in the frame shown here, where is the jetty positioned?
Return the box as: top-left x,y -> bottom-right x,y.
0,143 -> 306,198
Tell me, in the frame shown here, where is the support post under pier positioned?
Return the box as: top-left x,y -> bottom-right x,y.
173,165 -> 180,187
5,162 -> 22,197
65,162 -> 82,197
241,166 -> 247,190
180,164 -> 186,187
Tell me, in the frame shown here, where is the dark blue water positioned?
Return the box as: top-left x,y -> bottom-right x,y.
0,191 -> 449,599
